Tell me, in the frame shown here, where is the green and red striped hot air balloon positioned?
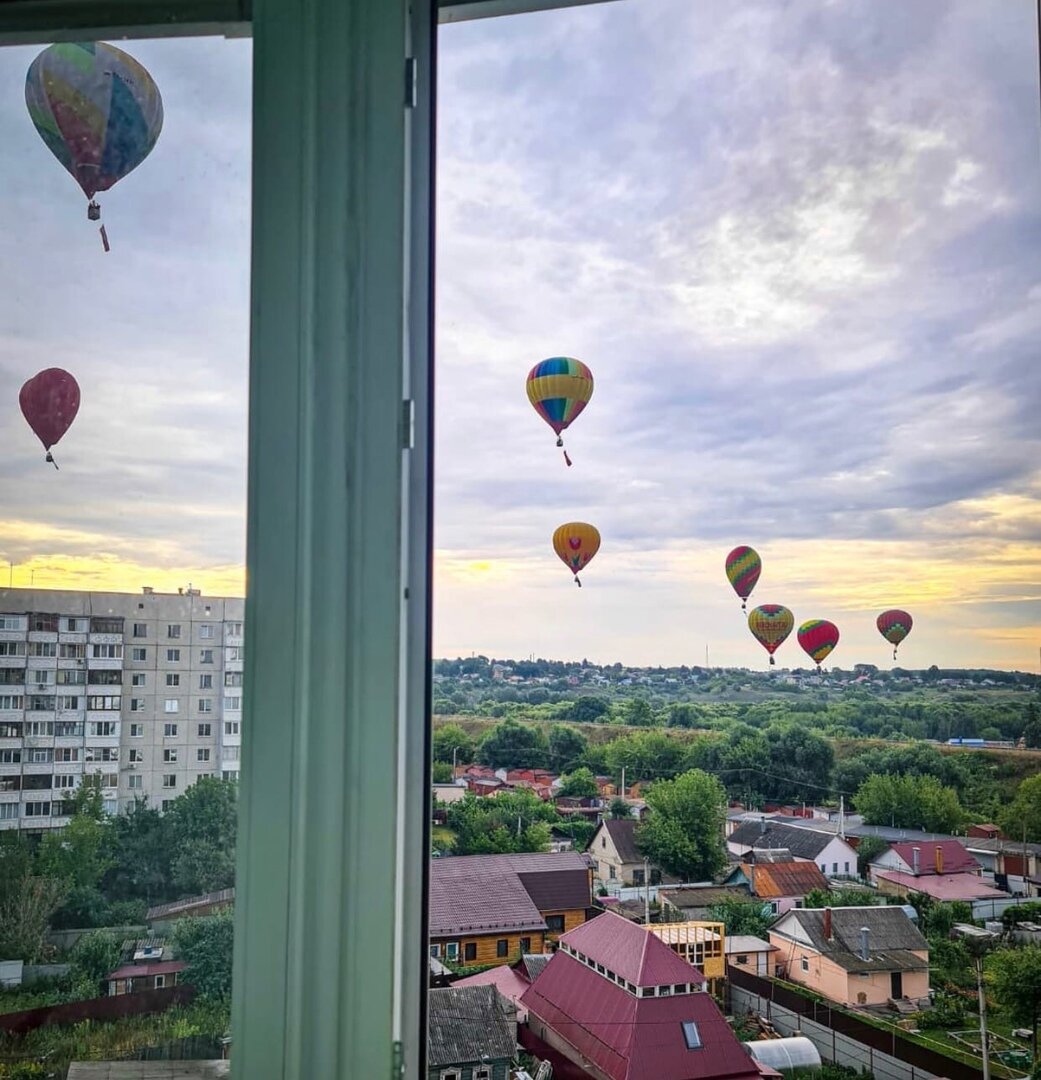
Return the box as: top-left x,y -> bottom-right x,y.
877,609 -> 913,662
725,546 -> 761,612
797,619 -> 839,673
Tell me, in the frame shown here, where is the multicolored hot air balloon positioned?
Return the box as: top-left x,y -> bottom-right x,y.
877,609 -> 913,661
20,368 -> 81,469
798,619 -> 840,673
552,522 -> 600,587
748,604 -> 794,666
725,546 -> 761,612
526,357 -> 593,466
26,42 -> 164,250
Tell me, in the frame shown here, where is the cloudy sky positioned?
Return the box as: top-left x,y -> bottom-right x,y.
0,1 -> 1039,670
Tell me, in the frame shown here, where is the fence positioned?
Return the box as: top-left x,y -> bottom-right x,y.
728,967 -> 989,1080
0,985 -> 195,1037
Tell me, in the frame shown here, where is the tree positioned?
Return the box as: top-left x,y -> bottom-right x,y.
707,897 -> 773,938
548,724 -> 589,774
558,767 -> 598,799
604,730 -> 689,785
173,910 -> 235,1003
69,930 -> 123,993
608,797 -> 631,819
803,887 -> 879,909
1001,775 -> 1041,842
622,698 -> 655,727
1023,702 -> 1041,749
636,770 -> 727,882
432,723 -> 476,766
0,875 -> 66,962
567,696 -> 609,724
855,774 -> 964,833
163,778 -> 238,896
478,719 -> 549,770
853,835 -> 889,877
988,945 -> 1041,1056
446,791 -> 556,856
102,799 -> 171,904
666,704 -> 701,729
762,726 -> 834,803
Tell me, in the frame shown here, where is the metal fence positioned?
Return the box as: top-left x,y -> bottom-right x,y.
0,985 -> 195,1037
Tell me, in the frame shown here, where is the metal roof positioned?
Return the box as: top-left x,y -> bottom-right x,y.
728,822 -> 842,860
68,1066 -> 229,1079
521,951 -> 761,1080
886,841 -> 978,875
660,886 -> 750,911
598,818 -> 641,864
742,861 -> 829,899
772,906 -> 929,972
427,985 -> 518,1068
873,869 -> 1007,901
725,936 -> 775,954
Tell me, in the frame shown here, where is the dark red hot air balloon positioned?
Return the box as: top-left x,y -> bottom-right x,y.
20,368 -> 80,469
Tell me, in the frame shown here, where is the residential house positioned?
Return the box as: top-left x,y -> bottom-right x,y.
659,885 -> 751,922
589,818 -> 666,887
727,821 -> 858,879
454,953 -> 549,1023
869,841 -> 1007,904
427,985 -> 517,1080
433,782 -> 468,805
429,851 -> 592,967
550,826 -> 575,852
770,906 -> 929,1008
968,824 -> 1004,840
725,936 -> 776,977
521,911 -> 763,1080
957,835 -> 1041,896
722,859 -> 830,915
107,960 -> 186,996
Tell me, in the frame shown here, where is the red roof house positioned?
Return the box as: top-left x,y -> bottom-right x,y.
521,912 -> 762,1080
878,841 -> 980,877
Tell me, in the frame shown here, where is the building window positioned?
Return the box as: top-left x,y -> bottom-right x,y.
129,749 -> 144,763
166,673 -> 180,687
57,695 -> 82,711
91,644 -> 122,660
26,720 -> 55,736
844,862 -> 850,873
154,974 -> 166,988
736,954 -> 748,965
131,699 -> 145,712
820,864 -> 826,874
163,775 -> 177,789
0,804 -> 18,820
546,915 -> 565,934
445,942 -> 459,961
131,648 -> 147,662
167,625 -> 181,639
0,616 -> 25,631
90,618 -> 122,635
608,865 -> 616,880
682,1022 -> 702,1050
164,749 -> 178,763
166,649 -> 181,663
226,647 -> 244,661
23,801 -> 51,817
56,670 -> 85,687
161,800 -> 174,812
496,939 -> 509,958
87,696 -> 121,712
130,724 -> 144,738
128,775 -> 143,790
801,958 -> 810,972
222,770 -> 240,782
225,672 -> 243,687
200,674 -> 213,689
59,643 -> 85,659
198,723 -> 213,737
226,622 -> 243,637
88,721 -> 118,737
223,746 -> 240,762
29,670 -> 55,686
0,642 -> 25,658
198,748 -> 211,763
464,943 -> 477,962
224,696 -> 241,711
29,641 -> 57,657
164,723 -> 178,738
99,773 -> 118,788
225,721 -> 240,736
164,700 -> 179,714
54,748 -> 79,763
30,614 -> 58,633
132,673 -> 146,687
474,1069 -> 492,1080
429,944 -> 441,958
0,696 -> 24,711
85,747 -> 119,763
89,670 -> 122,688
198,698 -> 213,713
200,648 -> 214,664
200,624 -> 214,639
520,937 -> 531,953
0,750 -> 21,764
133,623 -> 147,638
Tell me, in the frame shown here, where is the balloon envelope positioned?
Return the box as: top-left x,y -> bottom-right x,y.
25,42 -> 163,201
552,522 -> 600,579
877,609 -> 913,648
20,368 -> 80,450
798,619 -> 839,665
725,546 -> 761,605
748,604 -> 794,659
527,357 -> 593,437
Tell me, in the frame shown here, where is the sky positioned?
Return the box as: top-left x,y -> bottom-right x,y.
0,2 -> 1038,671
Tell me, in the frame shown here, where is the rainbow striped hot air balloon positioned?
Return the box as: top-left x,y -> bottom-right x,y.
26,42 -> 164,250
552,522 -> 600,587
526,357 -> 593,466
877,609 -> 913,662
725,546 -> 761,612
797,619 -> 839,673
748,604 -> 794,666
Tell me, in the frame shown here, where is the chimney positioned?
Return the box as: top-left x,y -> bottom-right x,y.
912,846 -> 920,875
823,907 -> 832,942
935,845 -> 944,875
859,927 -> 870,962
759,816 -> 767,835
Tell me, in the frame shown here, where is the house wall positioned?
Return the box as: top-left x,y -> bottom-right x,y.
728,951 -> 773,977
843,968 -> 929,1006
592,824 -> 644,885
427,1058 -> 510,1080
812,837 -> 858,878
543,908 -> 586,941
431,930 -> 547,968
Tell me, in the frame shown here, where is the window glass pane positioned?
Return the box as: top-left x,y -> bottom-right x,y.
0,31 -> 249,1057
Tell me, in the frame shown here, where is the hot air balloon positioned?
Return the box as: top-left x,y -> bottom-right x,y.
877,609 -> 913,661
526,357 -> 593,466
748,604 -> 793,666
798,619 -> 839,673
20,368 -> 80,469
725,546 -> 761,612
552,522 -> 600,587
26,42 -> 164,251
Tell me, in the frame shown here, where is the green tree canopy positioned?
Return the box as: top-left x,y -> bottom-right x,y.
855,773 -> 964,833
567,696 -> 610,724
604,730 -> 689,785
432,723 -> 476,766
988,945 -> 1041,1054
707,897 -> 773,938
548,724 -> 589,774
558,767 -> 599,799
608,797 -> 631,819
478,718 -> 549,770
163,778 -> 238,896
622,698 -> 656,727
173,910 -> 235,1003
636,770 -> 727,881
445,790 -> 556,856
69,930 -> 123,991
1001,774 -> 1041,842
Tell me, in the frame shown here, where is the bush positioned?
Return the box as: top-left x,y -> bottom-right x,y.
919,992 -> 968,1029
0,1065 -> 47,1079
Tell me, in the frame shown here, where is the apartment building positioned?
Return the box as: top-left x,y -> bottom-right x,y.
0,586 -> 244,831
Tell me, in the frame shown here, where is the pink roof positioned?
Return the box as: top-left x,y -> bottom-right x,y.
522,951 -> 760,1080
455,964 -> 532,1017
108,961 -> 186,980
888,841 -> 978,875
875,869 -> 1005,900
562,912 -> 706,988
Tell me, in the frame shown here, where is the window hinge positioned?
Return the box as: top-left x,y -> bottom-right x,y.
391,1040 -> 405,1078
405,57 -> 417,108
402,399 -> 415,449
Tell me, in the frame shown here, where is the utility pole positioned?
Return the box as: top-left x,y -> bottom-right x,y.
517,815 -> 523,839
976,952 -> 991,1080
643,855 -> 652,924
839,795 -> 845,840
620,767 -> 626,803
452,746 -> 459,773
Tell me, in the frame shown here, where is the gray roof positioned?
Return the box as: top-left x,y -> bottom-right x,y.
521,953 -> 551,981
428,985 -> 517,1068
146,888 -> 235,922
68,1066 -> 229,1079
660,885 -> 750,911
600,818 -> 641,863
775,907 -> 928,973
960,836 -> 1041,856
729,821 -> 840,859
725,935 -> 775,954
